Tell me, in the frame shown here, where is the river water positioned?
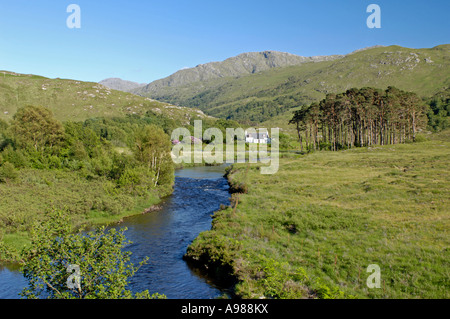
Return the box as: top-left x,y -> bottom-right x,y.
0,164 -> 231,299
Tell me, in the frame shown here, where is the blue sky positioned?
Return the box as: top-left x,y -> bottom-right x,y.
0,0 -> 449,84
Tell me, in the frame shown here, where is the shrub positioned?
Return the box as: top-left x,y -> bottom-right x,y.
20,211 -> 165,299
47,155 -> 62,169
0,162 -> 18,183
259,258 -> 309,299
1,146 -> 29,168
117,166 -> 155,195
414,134 -> 428,143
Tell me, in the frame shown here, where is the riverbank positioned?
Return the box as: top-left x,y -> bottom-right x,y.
0,155 -> 228,263
184,130 -> 450,299
0,168 -> 166,263
0,163 -> 232,299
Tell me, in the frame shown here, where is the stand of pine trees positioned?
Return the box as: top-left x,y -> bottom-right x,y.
290,87 -> 429,151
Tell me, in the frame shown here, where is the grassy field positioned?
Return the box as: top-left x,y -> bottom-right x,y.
185,130 -> 450,299
0,168 -> 162,260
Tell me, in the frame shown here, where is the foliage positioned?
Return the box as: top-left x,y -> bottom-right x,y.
312,279 -> 346,299
10,105 -> 65,152
0,162 -> 18,182
20,211 -> 165,299
259,257 -> 309,299
0,107 -> 178,257
427,87 -> 449,132
133,125 -> 174,189
290,87 -> 429,151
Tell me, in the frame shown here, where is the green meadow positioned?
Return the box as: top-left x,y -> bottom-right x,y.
0,168 -> 162,258
185,130 -> 450,298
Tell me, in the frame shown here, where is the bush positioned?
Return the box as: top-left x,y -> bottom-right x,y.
259,258 -> 309,299
20,211 -> 165,299
117,166 -> 155,195
0,162 -> 18,183
47,155 -> 62,169
414,134 -> 428,143
1,146 -> 29,168
278,133 -> 292,150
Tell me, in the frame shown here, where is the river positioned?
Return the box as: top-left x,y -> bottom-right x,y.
0,164 -> 231,299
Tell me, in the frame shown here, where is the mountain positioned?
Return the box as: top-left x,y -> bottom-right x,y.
132,44 -> 450,126
98,78 -> 146,92
133,51 -> 344,95
0,71 -> 211,125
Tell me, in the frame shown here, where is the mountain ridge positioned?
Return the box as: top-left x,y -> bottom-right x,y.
129,44 -> 449,126
99,46 -> 387,94
132,50 -> 347,94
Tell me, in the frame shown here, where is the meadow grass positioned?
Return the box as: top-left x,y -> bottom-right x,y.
186,130 -> 450,298
0,168 -> 162,259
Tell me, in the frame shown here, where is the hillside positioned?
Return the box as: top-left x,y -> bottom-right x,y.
0,71 -> 211,125
134,44 -> 450,126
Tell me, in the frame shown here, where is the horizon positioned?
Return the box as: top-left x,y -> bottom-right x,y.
2,42 -> 449,85
0,0 -> 449,84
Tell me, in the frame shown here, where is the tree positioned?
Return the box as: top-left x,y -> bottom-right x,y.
20,211 -> 165,299
427,90 -> 449,132
289,87 -> 428,151
0,119 -> 10,151
134,125 -> 174,188
10,105 -> 65,152
0,118 -> 8,136
289,106 -> 309,152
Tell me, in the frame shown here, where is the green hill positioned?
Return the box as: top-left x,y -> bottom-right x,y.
0,71 -> 212,125
135,44 -> 450,127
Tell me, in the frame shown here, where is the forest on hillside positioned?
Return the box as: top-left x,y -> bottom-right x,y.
289,86 -> 449,152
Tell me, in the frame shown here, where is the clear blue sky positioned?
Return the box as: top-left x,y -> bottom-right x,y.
0,0 -> 449,84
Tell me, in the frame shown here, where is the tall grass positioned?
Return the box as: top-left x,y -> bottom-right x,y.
186,130 -> 450,298
0,168 -> 161,260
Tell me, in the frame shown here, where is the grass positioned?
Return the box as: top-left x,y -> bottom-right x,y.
0,168 -> 162,259
185,130 -> 450,299
0,70 -> 212,125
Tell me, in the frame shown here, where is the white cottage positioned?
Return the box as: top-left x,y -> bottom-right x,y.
245,129 -> 270,144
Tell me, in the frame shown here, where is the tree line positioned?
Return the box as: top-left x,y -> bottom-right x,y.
289,87 -> 430,152
0,105 -> 174,195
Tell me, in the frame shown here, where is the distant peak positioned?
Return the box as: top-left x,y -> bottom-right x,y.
99,78 -> 146,92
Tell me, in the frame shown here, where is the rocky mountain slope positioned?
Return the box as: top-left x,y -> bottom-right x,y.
133,50 -> 344,94
132,44 -> 449,125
